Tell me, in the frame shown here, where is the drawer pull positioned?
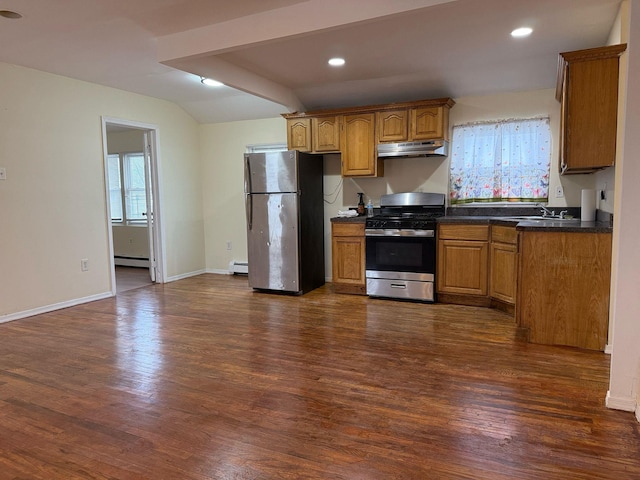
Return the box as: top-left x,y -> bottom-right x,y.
390,283 -> 407,289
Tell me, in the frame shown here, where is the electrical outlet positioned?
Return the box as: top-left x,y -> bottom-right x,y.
81,259 -> 89,272
226,241 -> 232,251
0,167 -> 6,180
555,185 -> 564,198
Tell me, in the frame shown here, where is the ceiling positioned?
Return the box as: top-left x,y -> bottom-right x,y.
0,0 -> 622,124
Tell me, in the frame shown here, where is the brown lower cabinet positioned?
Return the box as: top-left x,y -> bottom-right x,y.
436,224 -> 490,307
331,222 -> 366,295
517,230 -> 612,351
489,225 -> 519,311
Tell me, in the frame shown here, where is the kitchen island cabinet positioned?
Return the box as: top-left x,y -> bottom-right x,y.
331,220 -> 366,295
516,230 -> 612,351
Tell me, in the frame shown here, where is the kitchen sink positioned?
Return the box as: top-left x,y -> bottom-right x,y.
504,216 -> 581,223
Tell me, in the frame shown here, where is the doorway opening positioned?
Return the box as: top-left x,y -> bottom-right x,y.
101,117 -> 165,294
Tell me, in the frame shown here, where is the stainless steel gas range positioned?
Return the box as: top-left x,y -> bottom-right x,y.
365,192 -> 445,302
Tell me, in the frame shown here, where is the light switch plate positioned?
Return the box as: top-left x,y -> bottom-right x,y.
0,167 -> 6,180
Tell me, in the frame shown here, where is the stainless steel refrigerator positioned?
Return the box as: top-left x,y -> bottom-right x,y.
244,150 -> 324,294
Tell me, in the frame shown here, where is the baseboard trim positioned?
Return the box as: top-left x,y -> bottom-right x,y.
605,391 -> 637,412
0,291 -> 114,324
166,269 -> 207,282
206,268 -> 232,275
604,344 -> 613,354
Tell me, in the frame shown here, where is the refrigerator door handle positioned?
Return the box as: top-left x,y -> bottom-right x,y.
246,194 -> 253,230
244,155 -> 252,195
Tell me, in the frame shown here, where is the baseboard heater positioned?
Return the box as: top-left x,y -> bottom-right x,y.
115,256 -> 150,268
228,261 -> 248,275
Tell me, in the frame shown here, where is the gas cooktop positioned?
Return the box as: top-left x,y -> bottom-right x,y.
365,192 -> 445,229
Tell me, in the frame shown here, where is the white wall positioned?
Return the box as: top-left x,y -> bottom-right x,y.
112,225 -> 150,259
595,0 -> 631,214
0,62 -> 204,319
607,0 -> 640,416
200,118 -> 287,273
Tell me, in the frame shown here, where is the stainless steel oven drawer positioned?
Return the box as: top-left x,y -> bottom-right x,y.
366,277 -> 434,302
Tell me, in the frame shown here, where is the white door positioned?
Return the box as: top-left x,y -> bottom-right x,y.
143,131 -> 156,282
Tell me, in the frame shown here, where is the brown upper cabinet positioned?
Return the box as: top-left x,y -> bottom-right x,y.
340,113 -> 381,177
377,103 -> 452,143
556,44 -> 626,174
312,116 -> 340,152
286,118 -> 311,152
377,110 -> 408,142
283,97 -> 454,177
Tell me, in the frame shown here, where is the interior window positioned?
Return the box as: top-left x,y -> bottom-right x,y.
107,152 -> 147,223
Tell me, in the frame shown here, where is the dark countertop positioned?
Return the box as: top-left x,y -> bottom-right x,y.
330,215 -> 368,223
331,208 -> 613,232
437,215 -> 612,233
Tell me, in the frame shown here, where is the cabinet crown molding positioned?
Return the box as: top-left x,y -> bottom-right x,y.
282,97 -> 455,119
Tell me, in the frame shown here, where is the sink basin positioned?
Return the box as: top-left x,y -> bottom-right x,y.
505,215 -> 579,222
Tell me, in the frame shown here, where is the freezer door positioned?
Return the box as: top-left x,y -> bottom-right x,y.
245,151 -> 298,194
247,193 -> 300,292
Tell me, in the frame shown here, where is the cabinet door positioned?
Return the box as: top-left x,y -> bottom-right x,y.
410,106 -> 444,140
489,242 -> 517,304
312,116 -> 340,152
437,239 -> 488,296
558,44 -> 626,174
287,118 -> 311,152
377,110 -> 408,142
340,113 -> 381,177
331,223 -> 366,294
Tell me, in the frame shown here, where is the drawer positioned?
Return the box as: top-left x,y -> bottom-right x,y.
438,224 -> 489,241
491,225 -> 518,245
332,222 -> 364,237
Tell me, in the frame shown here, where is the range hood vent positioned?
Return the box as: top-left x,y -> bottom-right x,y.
377,140 -> 449,158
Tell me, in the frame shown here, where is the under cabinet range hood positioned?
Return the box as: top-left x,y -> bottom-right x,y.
377,140 -> 449,158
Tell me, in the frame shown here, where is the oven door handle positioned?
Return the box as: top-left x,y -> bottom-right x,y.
365,229 -> 435,237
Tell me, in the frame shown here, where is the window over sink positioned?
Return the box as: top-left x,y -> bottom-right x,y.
449,117 -> 551,205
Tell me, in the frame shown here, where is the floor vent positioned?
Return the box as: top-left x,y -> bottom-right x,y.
228,261 -> 248,275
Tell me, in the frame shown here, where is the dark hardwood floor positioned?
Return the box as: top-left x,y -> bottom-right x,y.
0,274 -> 638,479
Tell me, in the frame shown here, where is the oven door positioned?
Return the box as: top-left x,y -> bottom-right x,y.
365,229 -> 436,279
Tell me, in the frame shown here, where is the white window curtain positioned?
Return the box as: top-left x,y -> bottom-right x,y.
449,117 -> 551,204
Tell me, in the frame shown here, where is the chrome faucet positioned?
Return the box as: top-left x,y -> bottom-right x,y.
537,203 -> 556,217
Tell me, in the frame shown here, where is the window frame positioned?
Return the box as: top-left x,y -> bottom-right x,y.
107,151 -> 148,225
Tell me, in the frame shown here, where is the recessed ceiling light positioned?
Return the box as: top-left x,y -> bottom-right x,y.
511,27 -> 533,38
201,77 -> 224,87
328,58 -> 345,67
0,10 -> 22,19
